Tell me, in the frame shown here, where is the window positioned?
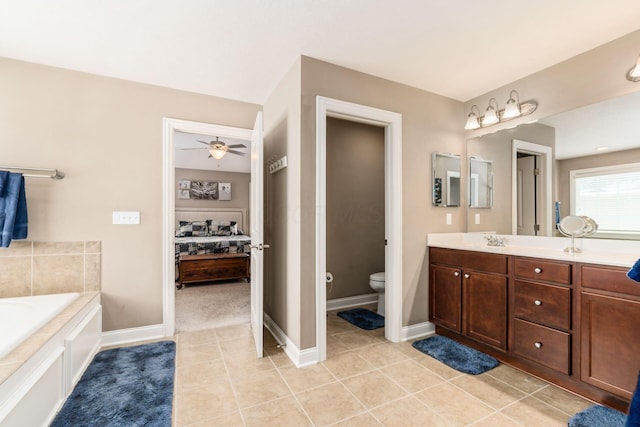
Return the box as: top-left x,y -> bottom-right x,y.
570,163 -> 640,239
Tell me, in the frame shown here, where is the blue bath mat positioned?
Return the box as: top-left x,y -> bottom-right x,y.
51,341 -> 176,427
412,335 -> 498,375
337,308 -> 384,330
568,404 -> 627,427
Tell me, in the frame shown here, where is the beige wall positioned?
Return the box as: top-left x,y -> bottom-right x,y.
0,57 -> 261,331
326,118 -> 385,300
465,30 -> 640,140
300,56 -> 465,348
175,168 -> 250,213
466,123 -> 556,233
557,147 -> 640,216
262,59 -> 301,345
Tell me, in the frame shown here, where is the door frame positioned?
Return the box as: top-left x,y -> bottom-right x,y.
511,139 -> 553,236
162,118 -> 253,337
315,96 -> 403,362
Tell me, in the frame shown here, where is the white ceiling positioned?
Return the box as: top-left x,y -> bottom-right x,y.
174,132 -> 250,173
540,91 -> 640,159
1,1 -> 640,104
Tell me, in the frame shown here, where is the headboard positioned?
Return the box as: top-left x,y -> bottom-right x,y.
175,207 -> 249,235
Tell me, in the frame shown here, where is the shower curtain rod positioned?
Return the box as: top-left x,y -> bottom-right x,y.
0,166 -> 65,180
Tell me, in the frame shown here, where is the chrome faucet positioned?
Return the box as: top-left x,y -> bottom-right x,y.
485,235 -> 507,247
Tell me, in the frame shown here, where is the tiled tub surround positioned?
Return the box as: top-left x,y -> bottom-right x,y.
427,233 -> 640,267
0,241 -> 101,298
0,292 -> 101,426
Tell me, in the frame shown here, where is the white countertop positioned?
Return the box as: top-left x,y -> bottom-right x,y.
427,233 -> 640,268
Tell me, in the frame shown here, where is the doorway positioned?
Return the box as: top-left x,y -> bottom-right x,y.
162,118 -> 257,339
316,96 -> 403,362
511,139 -> 553,236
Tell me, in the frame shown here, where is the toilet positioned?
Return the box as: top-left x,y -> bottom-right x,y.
369,272 -> 386,316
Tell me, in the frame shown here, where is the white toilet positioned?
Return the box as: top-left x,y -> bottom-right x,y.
369,272 -> 386,316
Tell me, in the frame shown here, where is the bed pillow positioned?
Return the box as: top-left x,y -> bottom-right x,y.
208,220 -> 238,236
176,221 -> 209,237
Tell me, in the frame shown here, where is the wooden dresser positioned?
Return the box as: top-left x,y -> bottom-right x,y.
178,253 -> 250,288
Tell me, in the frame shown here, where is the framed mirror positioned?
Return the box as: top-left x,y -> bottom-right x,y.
432,152 -> 461,207
469,157 -> 493,208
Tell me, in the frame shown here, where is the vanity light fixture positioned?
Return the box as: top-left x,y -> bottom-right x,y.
502,90 -> 522,119
482,98 -> 500,126
464,89 -> 538,130
464,105 -> 481,130
627,53 -> 640,82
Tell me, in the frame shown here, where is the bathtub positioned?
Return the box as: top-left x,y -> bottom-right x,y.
0,293 -> 80,360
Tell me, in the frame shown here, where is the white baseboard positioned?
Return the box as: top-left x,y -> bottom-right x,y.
100,324 -> 165,348
326,293 -> 378,311
400,321 -> 435,342
264,313 -> 318,367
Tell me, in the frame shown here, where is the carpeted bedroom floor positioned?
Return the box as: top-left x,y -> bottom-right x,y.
175,280 -> 250,333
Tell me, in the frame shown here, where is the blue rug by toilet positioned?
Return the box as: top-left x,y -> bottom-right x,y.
51,341 -> 176,427
337,308 -> 384,330
568,405 -> 627,427
412,335 -> 498,375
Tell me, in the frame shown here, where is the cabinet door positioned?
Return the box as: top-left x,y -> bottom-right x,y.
430,264 -> 462,332
581,292 -> 640,400
465,271 -> 508,350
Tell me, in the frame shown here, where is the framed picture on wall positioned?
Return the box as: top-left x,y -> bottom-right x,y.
178,189 -> 190,200
178,180 -> 191,190
219,183 -> 232,201
190,181 -> 218,200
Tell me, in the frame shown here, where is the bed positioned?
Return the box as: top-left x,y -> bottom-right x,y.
174,208 -> 251,288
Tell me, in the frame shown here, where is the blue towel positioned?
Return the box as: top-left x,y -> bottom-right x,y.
0,172 -> 28,248
628,259 -> 640,283
0,171 -> 8,195
627,371 -> 640,427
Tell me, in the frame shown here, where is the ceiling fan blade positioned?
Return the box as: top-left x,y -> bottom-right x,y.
227,144 -> 247,149
227,150 -> 246,156
197,140 -> 212,146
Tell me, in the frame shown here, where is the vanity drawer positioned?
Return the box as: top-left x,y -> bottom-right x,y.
430,248 -> 508,274
513,319 -> 571,375
515,257 -> 571,284
514,280 -> 571,330
580,264 -> 640,297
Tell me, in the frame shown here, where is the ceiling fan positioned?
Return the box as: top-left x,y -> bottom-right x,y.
180,137 -> 247,160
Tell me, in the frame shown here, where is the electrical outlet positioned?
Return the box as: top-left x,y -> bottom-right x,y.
113,211 -> 140,225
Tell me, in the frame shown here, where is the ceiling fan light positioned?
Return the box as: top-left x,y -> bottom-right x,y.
210,148 -> 226,160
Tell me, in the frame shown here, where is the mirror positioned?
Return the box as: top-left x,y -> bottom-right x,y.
466,90 -> 640,238
432,152 -> 461,207
469,157 -> 493,208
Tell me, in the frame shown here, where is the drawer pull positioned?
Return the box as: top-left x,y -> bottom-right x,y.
534,300 -> 542,306
534,267 -> 542,274
454,271 -> 460,277
464,273 -> 470,279
534,342 -> 543,349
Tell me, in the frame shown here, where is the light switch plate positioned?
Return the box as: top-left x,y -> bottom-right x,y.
113,211 -> 140,225
475,213 -> 481,224
446,213 -> 452,225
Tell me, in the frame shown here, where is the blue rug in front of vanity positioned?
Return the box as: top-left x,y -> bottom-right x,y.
568,404 -> 627,427
412,335 -> 498,375
51,341 -> 176,427
337,308 -> 384,330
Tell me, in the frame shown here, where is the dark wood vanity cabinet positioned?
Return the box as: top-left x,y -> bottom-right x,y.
428,247 -> 640,412
429,248 -> 508,350
512,257 -> 573,375
579,264 -> 640,401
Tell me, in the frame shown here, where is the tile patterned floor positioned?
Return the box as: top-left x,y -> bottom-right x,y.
167,308 -> 592,426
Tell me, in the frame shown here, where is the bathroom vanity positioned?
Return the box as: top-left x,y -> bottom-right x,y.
427,233 -> 640,412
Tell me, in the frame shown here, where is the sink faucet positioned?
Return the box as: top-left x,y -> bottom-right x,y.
485,235 -> 507,247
